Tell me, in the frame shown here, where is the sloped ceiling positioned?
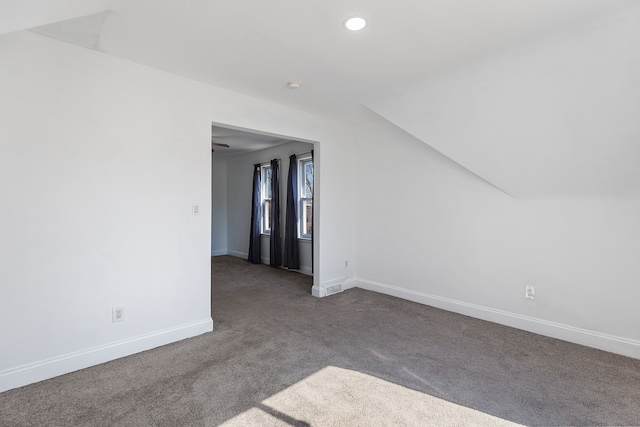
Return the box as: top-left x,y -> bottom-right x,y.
2,0 -> 640,197
0,0 -> 110,36
29,10 -> 110,49
367,10 -> 640,197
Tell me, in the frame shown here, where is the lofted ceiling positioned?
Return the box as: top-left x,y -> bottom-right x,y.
3,0 -> 638,124
2,0 -> 640,196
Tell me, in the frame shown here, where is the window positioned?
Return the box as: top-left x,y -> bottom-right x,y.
298,156 -> 313,239
260,164 -> 272,234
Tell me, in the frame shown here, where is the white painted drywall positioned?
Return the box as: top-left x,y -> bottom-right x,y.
211,155 -> 228,256
355,119 -> 640,357
0,31 -> 356,391
360,12 -> 640,357
367,10 -> 640,198
0,31 -> 214,390
225,140 -> 315,275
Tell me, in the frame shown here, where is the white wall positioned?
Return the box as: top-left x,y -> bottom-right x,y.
355,119 -> 640,358
368,10 -> 640,198
225,141 -> 314,275
359,10 -> 640,359
0,31 -> 357,392
0,31 -> 214,388
211,155 -> 228,256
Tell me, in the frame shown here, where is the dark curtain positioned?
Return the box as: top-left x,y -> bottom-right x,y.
269,158 -> 282,267
247,164 -> 262,264
283,154 -> 299,269
311,149 -> 314,274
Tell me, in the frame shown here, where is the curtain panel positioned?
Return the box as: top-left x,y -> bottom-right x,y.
269,158 -> 282,267
284,154 -> 300,269
247,164 -> 262,264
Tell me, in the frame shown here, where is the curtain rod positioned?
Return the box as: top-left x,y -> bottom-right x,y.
273,151 -> 312,162
262,151 -> 313,164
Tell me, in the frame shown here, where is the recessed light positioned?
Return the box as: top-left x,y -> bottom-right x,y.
344,15 -> 366,31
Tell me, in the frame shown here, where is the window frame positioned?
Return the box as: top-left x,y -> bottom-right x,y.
298,155 -> 313,240
260,163 -> 272,235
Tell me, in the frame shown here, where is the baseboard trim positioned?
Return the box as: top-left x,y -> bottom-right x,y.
0,318 -> 213,393
343,278 -> 357,290
356,278 -> 640,360
211,249 -> 228,256
225,251 -> 312,276
227,250 -> 248,259
313,276 -> 345,298
226,251 -> 312,276
294,265 -> 313,276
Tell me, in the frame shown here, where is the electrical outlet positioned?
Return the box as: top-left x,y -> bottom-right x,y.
344,260 -> 348,268
112,306 -> 124,322
525,286 -> 535,300
192,203 -> 200,215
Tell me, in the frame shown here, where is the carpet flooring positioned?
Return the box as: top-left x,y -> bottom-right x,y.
1,255 -> 639,426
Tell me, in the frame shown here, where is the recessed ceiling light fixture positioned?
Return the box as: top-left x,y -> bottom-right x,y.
344,15 -> 366,31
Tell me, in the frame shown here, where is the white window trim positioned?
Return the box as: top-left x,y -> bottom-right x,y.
298,155 -> 313,240
260,163 -> 272,235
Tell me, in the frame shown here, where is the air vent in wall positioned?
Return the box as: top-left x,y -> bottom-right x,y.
326,283 -> 343,296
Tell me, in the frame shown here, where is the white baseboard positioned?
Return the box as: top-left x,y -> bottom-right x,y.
225,250 -> 312,276
356,278 -> 640,360
295,265 -> 313,276
311,277 -> 356,298
211,249 -> 228,256
313,276 -> 348,298
0,318 -> 213,393
343,278 -> 357,290
227,250 -> 248,259
225,250 -> 312,275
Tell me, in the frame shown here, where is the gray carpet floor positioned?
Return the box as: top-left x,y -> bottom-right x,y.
1,255 -> 639,426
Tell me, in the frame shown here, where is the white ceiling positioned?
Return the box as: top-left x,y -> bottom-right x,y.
3,0 -> 640,195
4,0 -> 639,124
210,125 -> 295,158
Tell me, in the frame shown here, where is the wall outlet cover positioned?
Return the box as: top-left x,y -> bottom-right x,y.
112,306 -> 124,322
525,286 -> 535,300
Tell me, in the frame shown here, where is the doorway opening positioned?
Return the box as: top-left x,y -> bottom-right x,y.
210,123 -> 318,286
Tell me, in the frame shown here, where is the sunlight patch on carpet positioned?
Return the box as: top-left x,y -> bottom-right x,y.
220,366 -> 523,426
